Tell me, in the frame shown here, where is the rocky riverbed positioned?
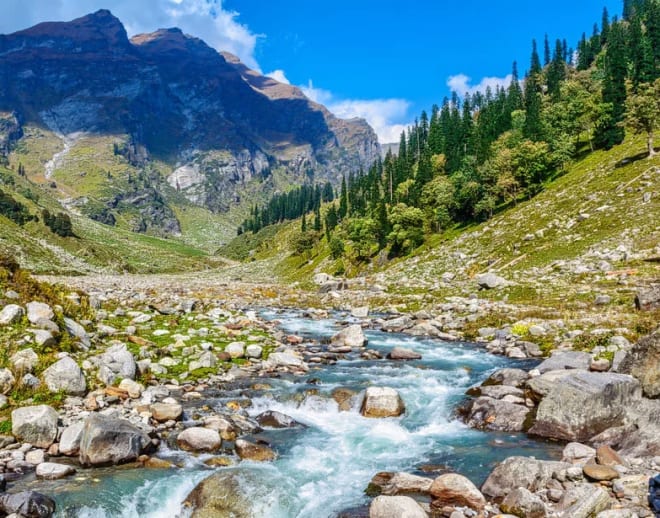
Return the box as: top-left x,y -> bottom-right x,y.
0,271 -> 658,517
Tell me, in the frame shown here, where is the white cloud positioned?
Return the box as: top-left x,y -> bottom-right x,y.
0,0 -> 260,69
265,69 -> 290,85
447,73 -> 513,97
301,80 -> 411,144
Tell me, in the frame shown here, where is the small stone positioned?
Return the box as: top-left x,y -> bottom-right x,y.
118,379 -> 144,399
245,344 -> 263,358
589,358 -> 610,372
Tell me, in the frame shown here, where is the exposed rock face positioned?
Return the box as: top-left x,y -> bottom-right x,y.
11,405 -> 59,448
79,414 -> 151,466
360,387 -> 405,418
618,328 -> 660,398
528,371 -> 642,441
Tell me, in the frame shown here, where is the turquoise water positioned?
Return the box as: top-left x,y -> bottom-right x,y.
41,309 -> 561,517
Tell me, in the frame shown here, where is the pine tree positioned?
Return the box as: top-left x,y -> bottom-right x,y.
524,42 -> 544,141
544,34 -> 551,66
601,7 -> 610,45
339,175 -> 348,219
301,213 -> 307,232
596,20 -> 627,148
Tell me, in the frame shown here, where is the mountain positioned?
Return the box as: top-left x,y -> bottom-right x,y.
0,10 -> 379,235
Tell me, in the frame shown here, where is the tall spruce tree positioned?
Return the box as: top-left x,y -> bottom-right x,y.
597,20 -> 627,148
524,40 -> 544,141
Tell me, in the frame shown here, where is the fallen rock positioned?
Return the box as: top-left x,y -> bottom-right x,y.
0,491 -> 56,518
42,357 -> 86,396
235,439 -> 276,461
265,351 -> 308,371
118,378 -> 143,399
482,368 -> 529,388
331,325 -> 367,348
360,387 -> 405,418
79,414 -> 151,466
225,342 -> 245,358
368,472 -> 433,496
369,495 -> 427,518
0,368 -> 15,394
500,487 -> 547,518
481,457 -> 569,500
96,343 -> 137,385
381,316 -> 413,333
63,317 -> 90,348
562,442 -> 596,464
36,462 -> 76,480
617,328 -> 660,398
596,445 -> 624,466
429,473 -> 485,510
11,405 -> 59,448
177,427 -> 221,453
387,347 -> 422,360
526,369 -> 577,399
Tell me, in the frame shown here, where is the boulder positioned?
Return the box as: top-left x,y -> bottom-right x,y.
177,427 -> 221,453
225,342 -> 245,358
0,491 -> 56,518
562,442 -> 596,464
0,304 -> 24,325
10,348 -> 39,374
351,306 -> 370,318
150,402 -> 183,422
500,487 -> 547,518
596,445 -> 624,466
332,387 -> 358,411
11,405 -> 59,448
331,325 -> 367,348
42,357 -> 86,396
536,351 -> 591,373
481,457 -> 570,500
36,462 -> 76,480
203,416 -> 237,441
235,439 -> 276,461
529,371 -> 642,442
387,347 -> 422,360
476,272 -> 506,289
63,317 -> 90,348
31,329 -> 56,348
635,284 -> 660,311
26,302 -> 54,324
555,483 -> 611,518
255,410 -> 305,429
583,463 -> 619,481
617,328 -> 660,398
59,422 -> 84,456
361,387 -> 405,418
96,343 -> 137,385
373,472 -> 433,496
381,316 -> 413,332
465,397 -> 531,432
429,473 -> 485,510
526,369 -> 581,399
369,495 -> 427,518
184,472 -> 253,518
245,344 -> 263,359
482,368 -> 529,388
79,414 -> 151,466
264,351 -> 308,371
0,368 -> 15,394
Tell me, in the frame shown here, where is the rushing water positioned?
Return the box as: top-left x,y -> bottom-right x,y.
35,309 -> 561,517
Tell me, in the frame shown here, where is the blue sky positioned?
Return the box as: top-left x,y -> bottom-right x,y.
1,0 -> 622,142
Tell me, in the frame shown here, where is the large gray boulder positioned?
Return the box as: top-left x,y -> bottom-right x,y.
526,369 -> 579,399
331,324 -> 367,348
79,414 -> 151,466
26,302 -> 54,324
555,483 -> 611,518
476,272 -> 506,289
96,343 -> 137,385
42,357 -> 86,396
529,371 -> 642,442
63,317 -> 91,348
361,387 -> 405,418
617,328 -> 660,398
481,456 -> 569,500
0,304 -> 24,325
184,472 -> 253,518
536,351 -> 591,374
11,405 -> 59,448
369,495 -> 427,518
465,397 -> 531,432
0,491 -> 56,518
59,422 -> 84,456
635,284 -> 660,311
36,462 -> 76,480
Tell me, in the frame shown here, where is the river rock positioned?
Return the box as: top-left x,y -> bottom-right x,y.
351,306 -> 369,318
235,439 -> 276,461
332,387 -> 357,411
555,483 -> 611,518
482,368 -> 529,388
79,414 -> 151,466
96,343 -> 137,385
26,302 -> 54,324
0,368 -> 15,394
203,416 -> 237,440
184,472 -> 253,517
387,347 -> 422,360
42,357 -> 86,396
59,422 -> 84,456
595,444 -> 624,466
331,325 -> 367,348
369,495 -> 427,518
0,491 -> 56,518
583,463 -> 619,481
10,348 -> 39,374
528,371 -> 641,441
177,427 -> 221,452
526,369 -> 577,399
255,410 -> 304,429
481,457 -> 570,499
617,328 -> 660,398
562,442 -> 596,463
150,402 -> 183,422
36,462 -> 76,480
264,350 -> 308,371
381,316 -> 413,333
376,472 -> 433,496
63,317 -> 90,348
500,487 -> 547,518
11,405 -> 59,448
536,351 -> 591,373
429,473 -> 485,510
0,304 -> 23,325
465,397 -> 531,432
361,387 -> 405,418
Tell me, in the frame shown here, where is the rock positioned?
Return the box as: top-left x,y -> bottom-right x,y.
361,387 -> 405,418
59,423 -> 84,456
375,472 -> 433,496
143,457 -> 174,469
332,387 -> 357,411
536,351 -> 591,373
26,302 -> 54,324
255,410 -> 305,429
0,395 -> 7,409
314,273 -> 333,285
387,347 -> 422,360
500,487 -> 547,518
381,316 -> 413,332
481,457 -> 569,499
369,495 -> 427,518
351,306 -> 370,318
407,322 -> 442,337
617,328 -> 660,398
96,344 -> 137,385
528,371 -> 642,441
595,445 -> 624,466
595,294 -> 611,305
235,439 -> 276,461
36,462 -> 76,480
555,483 -> 611,518
265,351 -> 308,371
150,402 -> 183,422
482,368 -> 529,388
0,491 -> 56,518
589,358 -> 610,372
177,427 -> 221,453
42,357 -> 86,396
225,341 -> 245,358
203,416 -> 237,441
11,405 -> 59,448
429,473 -> 485,510
10,348 -> 39,374
245,344 -> 263,358
183,472 -> 253,517
635,284 -> 660,311
526,369 -> 577,399
465,397 -> 531,432
331,325 -> 367,348
595,511 -> 637,518
63,317 -> 90,347
79,414 -> 151,466
0,304 -> 23,325
583,463 -> 619,481
31,329 -> 56,348
0,368 -> 15,394
562,442 -> 596,463
118,378 -> 143,398
25,449 -> 45,464
476,273 -> 506,289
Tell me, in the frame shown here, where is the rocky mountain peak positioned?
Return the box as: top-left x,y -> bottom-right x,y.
131,27 -> 219,62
